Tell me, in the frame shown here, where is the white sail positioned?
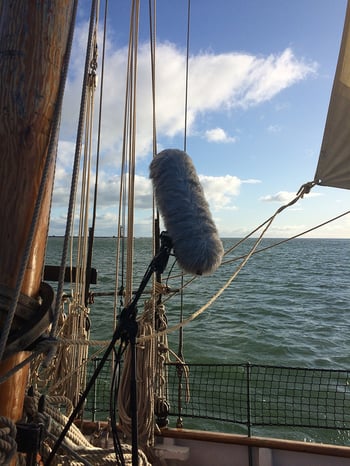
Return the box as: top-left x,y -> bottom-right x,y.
314,0 -> 350,189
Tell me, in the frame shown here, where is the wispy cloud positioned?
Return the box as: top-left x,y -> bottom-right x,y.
242,178 -> 261,185
260,191 -> 299,203
260,190 -> 321,204
267,124 -> 282,133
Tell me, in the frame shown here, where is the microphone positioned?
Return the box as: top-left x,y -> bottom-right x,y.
150,149 -> 224,275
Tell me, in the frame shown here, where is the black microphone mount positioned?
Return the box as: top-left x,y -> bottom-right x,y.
117,230 -> 172,333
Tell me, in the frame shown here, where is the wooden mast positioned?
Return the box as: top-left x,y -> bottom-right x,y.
0,0 -> 75,454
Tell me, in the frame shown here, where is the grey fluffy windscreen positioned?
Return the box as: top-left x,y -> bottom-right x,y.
150,149 -> 224,275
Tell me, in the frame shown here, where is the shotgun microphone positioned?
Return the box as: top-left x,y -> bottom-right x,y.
150,149 -> 224,275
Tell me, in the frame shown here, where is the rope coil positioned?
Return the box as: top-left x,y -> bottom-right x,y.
0,416 -> 17,465
23,392 -> 151,465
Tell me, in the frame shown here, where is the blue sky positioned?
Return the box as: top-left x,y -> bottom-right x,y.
50,0 -> 350,238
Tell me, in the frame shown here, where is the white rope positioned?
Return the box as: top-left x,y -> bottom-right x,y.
23,393 -> 151,466
47,5 -> 100,407
73,53 -> 97,303
118,299 -> 156,447
0,416 -> 17,465
50,0 -> 99,339
30,331 -> 109,398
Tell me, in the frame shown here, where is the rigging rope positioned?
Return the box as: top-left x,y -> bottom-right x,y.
148,0 -> 157,158
222,209 -> 350,267
43,0 -> 100,409
20,16 -> 106,462
183,0 -> 191,154
114,0 -> 140,318
91,0 -> 108,239
126,0 -> 140,306
115,0 -> 161,458
176,0 -> 192,374
74,47 -> 97,302
146,0 -> 175,441
50,0 -> 99,341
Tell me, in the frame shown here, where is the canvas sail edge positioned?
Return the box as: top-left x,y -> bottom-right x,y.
314,0 -> 350,190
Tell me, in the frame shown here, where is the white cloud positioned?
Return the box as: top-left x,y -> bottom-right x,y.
199,175 -> 241,210
94,172 -> 241,213
205,127 -> 236,143
51,23 -> 318,235
91,172 -> 153,209
49,171 -> 243,235
242,178 -> 261,185
241,49 -> 316,105
267,124 -> 282,133
59,26 -> 317,166
188,48 -> 316,111
260,191 -> 298,203
260,190 -> 321,204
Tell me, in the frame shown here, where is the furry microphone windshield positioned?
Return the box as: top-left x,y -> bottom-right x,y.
150,149 -> 224,275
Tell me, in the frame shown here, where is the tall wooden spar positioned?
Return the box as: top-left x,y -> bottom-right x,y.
0,1 -> 74,424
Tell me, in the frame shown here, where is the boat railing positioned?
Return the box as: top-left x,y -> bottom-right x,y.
84,359 -> 350,444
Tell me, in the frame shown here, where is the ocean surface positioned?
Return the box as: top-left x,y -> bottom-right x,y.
46,236 -> 350,369
46,237 -> 350,444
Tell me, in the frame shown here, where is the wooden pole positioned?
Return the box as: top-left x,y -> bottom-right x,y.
0,0 -> 74,461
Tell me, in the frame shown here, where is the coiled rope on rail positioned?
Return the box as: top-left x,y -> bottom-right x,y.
45,303 -> 90,406
23,393 -> 151,466
118,299 -> 156,447
30,334 -> 109,399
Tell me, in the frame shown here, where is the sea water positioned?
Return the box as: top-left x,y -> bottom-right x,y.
46,236 -> 350,369
45,236 -> 350,444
